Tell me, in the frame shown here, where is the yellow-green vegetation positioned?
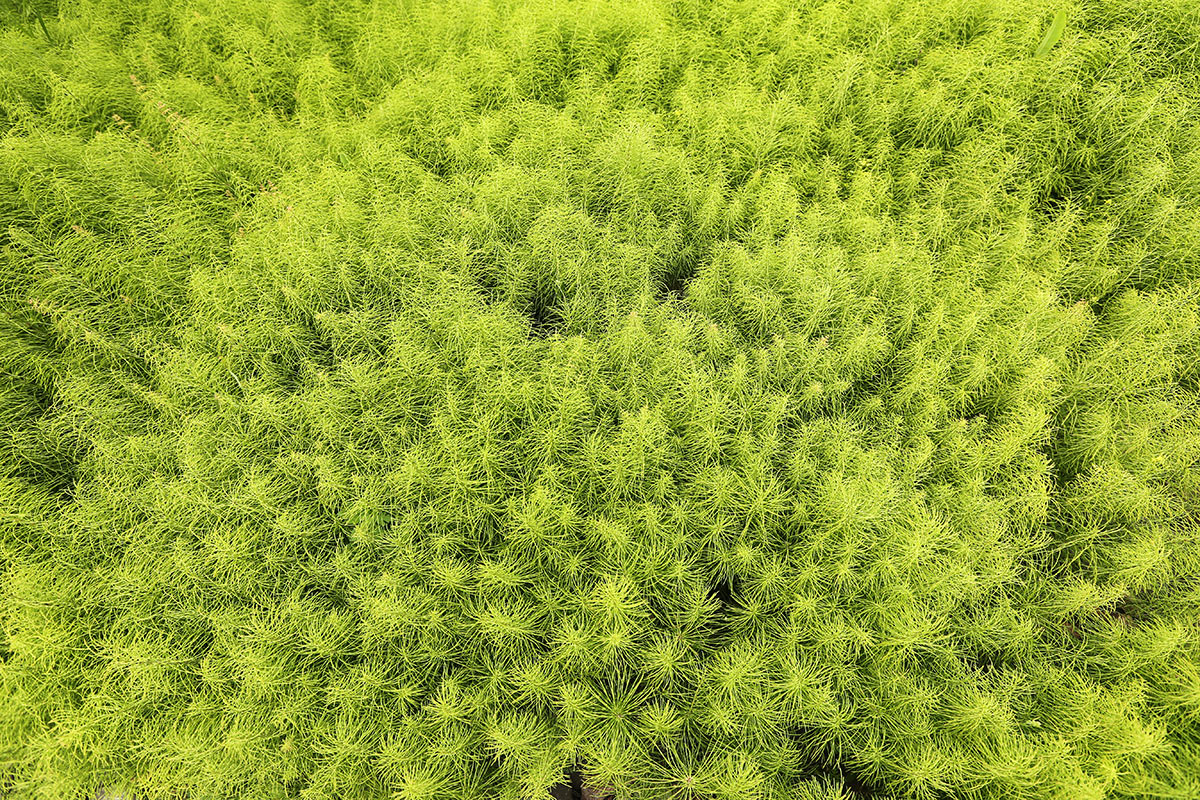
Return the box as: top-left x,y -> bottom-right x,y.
2,1 -> 1199,798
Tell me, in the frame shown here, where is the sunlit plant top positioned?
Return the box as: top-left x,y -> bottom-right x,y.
2,1 -> 1199,799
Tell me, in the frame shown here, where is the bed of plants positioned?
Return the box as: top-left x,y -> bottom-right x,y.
1,1 -> 1199,798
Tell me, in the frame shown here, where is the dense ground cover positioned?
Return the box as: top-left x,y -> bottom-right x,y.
2,1 -> 1199,798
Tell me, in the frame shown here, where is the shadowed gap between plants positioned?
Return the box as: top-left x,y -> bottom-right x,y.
527,292 -> 565,338
706,575 -> 742,644
552,771 -> 618,800
654,239 -> 710,303
794,729 -> 885,799
4,387 -> 85,502
1063,594 -> 1148,641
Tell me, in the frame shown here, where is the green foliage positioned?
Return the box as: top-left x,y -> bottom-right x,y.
1,0 -> 1199,798
1034,10 -> 1068,58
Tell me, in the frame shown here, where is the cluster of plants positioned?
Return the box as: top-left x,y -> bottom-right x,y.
1,0 -> 1198,798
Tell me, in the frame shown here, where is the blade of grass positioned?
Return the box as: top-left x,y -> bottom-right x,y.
1035,9 -> 1067,57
